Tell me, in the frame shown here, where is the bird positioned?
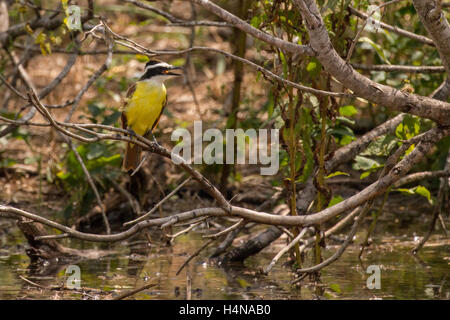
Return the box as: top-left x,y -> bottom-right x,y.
121,59 -> 182,172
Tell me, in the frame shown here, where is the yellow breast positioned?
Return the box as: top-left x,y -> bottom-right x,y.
124,80 -> 166,136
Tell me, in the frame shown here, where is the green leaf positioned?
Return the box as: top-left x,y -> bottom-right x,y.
250,15 -> 261,28
329,126 -> 355,138
61,0 -> 68,10
86,143 -> 105,160
328,195 -> 343,208
87,103 -> 103,118
360,171 -> 372,179
306,58 -> 322,78
329,283 -> 342,294
415,185 -> 432,202
359,36 -> 390,64
339,105 -> 358,117
353,155 -> 380,171
361,134 -> 397,157
102,110 -> 121,126
0,158 -> 16,168
339,135 -> 353,146
396,115 -> 420,140
236,278 -> 251,288
135,54 -> 149,63
393,185 -> 433,204
326,171 -> 350,179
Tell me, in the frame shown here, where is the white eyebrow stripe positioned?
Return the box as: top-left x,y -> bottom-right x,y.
145,62 -> 171,71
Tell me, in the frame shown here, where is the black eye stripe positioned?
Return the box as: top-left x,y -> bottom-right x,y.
145,59 -> 161,68
140,66 -> 168,80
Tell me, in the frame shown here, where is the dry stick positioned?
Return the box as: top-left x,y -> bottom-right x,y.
66,30 -> 113,122
413,186 -> 445,254
348,6 -> 435,46
13,43 -> 137,56
0,0 -> 93,46
295,0 -> 450,126
392,169 -> 450,187
112,283 -> 157,300
108,178 -> 141,217
34,233 -> 70,240
55,134 -> 450,223
0,74 -> 74,109
0,73 -> 27,99
0,44 -> 31,110
166,217 -> 208,239
186,265 -> 192,300
87,20 -> 349,98
217,113 -> 405,263
173,216 -> 209,227
0,48 -> 77,138
412,0 -> 450,74
176,239 -> 214,276
0,0 -> 93,134
264,227 -> 309,274
123,0 -> 231,27
278,226 -> 295,239
0,155 -> 440,244
124,177 -> 192,226
130,153 -> 148,176
203,218 -> 245,238
61,36 -> 114,235
66,140 -> 111,235
0,205 -> 220,242
1,109 -> 446,243
101,34 -> 347,97
280,207 -> 360,270
413,150 -> 450,254
351,63 -> 445,74
346,0 -> 405,62
359,191 -> 388,260
22,93 -> 232,214
292,202 -> 371,278
191,0 -> 313,55
159,48 -> 349,98
292,139 -> 413,275
183,2 -> 204,120
19,275 -> 51,290
209,227 -> 241,259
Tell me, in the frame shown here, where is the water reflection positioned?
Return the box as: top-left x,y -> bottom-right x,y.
0,227 -> 448,299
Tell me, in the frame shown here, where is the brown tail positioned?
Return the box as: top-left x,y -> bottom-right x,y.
123,143 -> 142,172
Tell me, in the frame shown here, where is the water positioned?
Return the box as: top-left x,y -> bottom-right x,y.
0,221 -> 448,300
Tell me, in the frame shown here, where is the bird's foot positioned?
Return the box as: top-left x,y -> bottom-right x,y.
127,129 -> 137,138
149,132 -> 161,147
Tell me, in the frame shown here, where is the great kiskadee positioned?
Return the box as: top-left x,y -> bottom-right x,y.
121,59 -> 182,172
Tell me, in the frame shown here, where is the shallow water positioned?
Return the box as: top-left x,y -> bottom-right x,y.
0,221 -> 448,300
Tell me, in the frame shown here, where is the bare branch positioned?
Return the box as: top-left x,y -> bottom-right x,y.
413,0 -> 450,74
348,5 -> 435,46
294,0 -> 450,125
123,0 -> 232,27
190,0 -> 314,56
351,63 -> 445,74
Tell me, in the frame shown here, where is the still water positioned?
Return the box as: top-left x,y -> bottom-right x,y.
0,218 -> 448,300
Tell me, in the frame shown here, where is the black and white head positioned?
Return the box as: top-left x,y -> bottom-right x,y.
140,59 -> 182,82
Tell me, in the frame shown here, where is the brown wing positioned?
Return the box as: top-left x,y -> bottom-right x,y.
150,92 -> 167,132
121,83 -> 137,130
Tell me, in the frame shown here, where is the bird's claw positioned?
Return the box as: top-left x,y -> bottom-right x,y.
149,132 -> 161,147
127,129 -> 137,138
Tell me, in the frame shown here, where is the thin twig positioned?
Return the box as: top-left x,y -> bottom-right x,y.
264,227 -> 308,274
203,218 -> 245,238
176,239 -> 214,276
124,177 -> 192,226
112,283 -> 157,300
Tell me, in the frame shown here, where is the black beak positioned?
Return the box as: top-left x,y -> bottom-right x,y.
166,66 -> 183,76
